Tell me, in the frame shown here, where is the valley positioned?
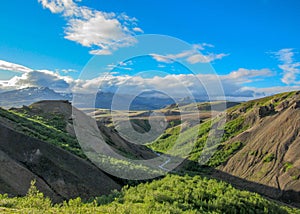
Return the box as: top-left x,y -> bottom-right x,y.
0,91 -> 300,213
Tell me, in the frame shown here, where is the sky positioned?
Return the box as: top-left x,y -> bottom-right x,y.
0,0 -> 300,100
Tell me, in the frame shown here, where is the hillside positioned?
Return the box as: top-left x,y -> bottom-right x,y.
9,100 -> 156,160
0,100 -> 158,201
149,90 -> 300,205
0,122 -> 121,201
215,91 -> 300,203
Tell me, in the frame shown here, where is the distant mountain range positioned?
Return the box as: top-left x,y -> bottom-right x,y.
0,87 -> 71,108
0,87 -> 180,110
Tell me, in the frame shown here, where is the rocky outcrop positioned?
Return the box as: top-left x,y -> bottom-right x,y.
258,104 -> 275,118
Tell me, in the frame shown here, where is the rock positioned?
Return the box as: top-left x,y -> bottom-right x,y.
277,101 -> 289,111
292,101 -> 300,109
258,104 -> 275,118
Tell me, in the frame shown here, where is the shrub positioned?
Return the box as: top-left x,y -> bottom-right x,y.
284,162 -> 293,172
263,153 -> 275,163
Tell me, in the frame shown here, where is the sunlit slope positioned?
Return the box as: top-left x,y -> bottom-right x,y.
149,91 -> 300,203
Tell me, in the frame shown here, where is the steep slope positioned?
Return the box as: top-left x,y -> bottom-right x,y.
10,100 -> 156,160
214,91 -> 300,202
148,91 -> 300,204
0,122 -> 121,201
0,100 -> 160,200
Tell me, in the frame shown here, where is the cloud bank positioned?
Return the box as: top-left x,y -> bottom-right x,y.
0,59 -> 281,100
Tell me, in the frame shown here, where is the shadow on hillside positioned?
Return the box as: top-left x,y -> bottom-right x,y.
172,158 -> 300,208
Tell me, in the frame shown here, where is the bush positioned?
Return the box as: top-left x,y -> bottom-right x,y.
263,153 -> 275,163
0,176 -> 299,213
15,180 -> 52,210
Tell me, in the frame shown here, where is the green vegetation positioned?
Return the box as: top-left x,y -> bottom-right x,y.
149,126 -> 181,153
289,168 -> 300,181
14,109 -> 67,132
228,91 -> 296,114
250,150 -> 258,156
206,141 -> 244,167
85,152 -> 162,179
150,115 -> 248,168
263,153 -> 275,163
0,107 -> 161,179
0,174 -> 298,213
284,162 -> 293,172
221,116 -> 247,142
0,107 -> 85,158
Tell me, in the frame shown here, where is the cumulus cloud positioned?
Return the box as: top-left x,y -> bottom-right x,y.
0,69 -> 73,92
272,48 -> 300,85
38,0 -> 142,55
150,43 -> 228,64
186,53 -> 228,64
225,68 -> 273,84
0,60 -> 33,73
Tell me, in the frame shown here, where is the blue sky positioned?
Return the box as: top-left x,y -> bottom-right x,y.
0,0 -> 300,99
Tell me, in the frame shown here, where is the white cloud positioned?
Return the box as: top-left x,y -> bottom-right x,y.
38,0 -> 76,14
70,69 -> 272,99
150,54 -> 174,63
192,43 -> 214,51
0,60 -> 75,92
0,70 -> 72,92
0,68 -> 293,101
106,60 -> 133,71
0,60 -> 33,73
186,53 -> 228,64
133,27 -> 144,33
273,48 -> 300,85
0,59 -> 294,101
150,44 -> 228,64
38,0 -> 142,55
60,68 -> 78,73
245,85 -> 300,96
225,68 -> 273,84
274,48 -> 294,64
89,49 -> 112,55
